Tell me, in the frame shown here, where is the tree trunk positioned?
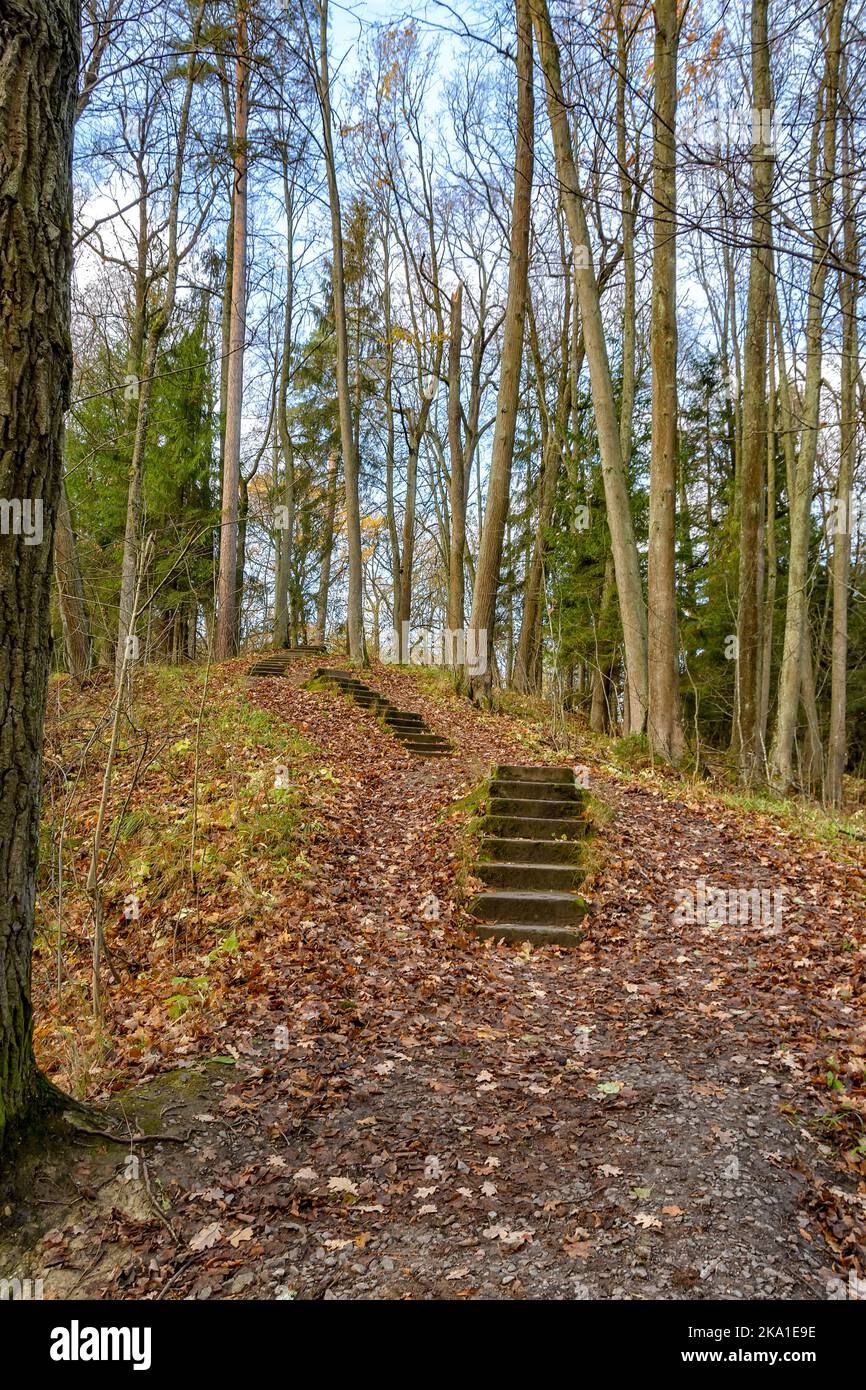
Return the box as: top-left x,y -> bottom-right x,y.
215,0 -> 249,660
769,0 -> 845,791
826,91 -> 857,807
735,0 -> 774,783
115,1 -> 205,681
0,0 -> 79,1149
315,451 -> 339,643
531,0 -> 648,731
316,0 -> 365,662
514,286 -> 570,692
757,325 -> 777,753
647,0 -> 684,764
273,164 -> 295,649
615,4 -> 636,467
446,282 -> 466,651
466,0 -> 534,701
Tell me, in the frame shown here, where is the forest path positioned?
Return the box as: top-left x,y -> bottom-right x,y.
139,664 -> 865,1298
5,660 -> 863,1300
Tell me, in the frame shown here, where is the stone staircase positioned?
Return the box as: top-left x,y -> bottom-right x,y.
313,669 -> 452,758
247,644 -> 327,676
468,765 -> 592,946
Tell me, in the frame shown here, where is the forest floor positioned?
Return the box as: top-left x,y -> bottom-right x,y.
2,656 -> 865,1300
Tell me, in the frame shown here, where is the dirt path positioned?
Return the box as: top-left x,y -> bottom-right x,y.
4,662 -> 864,1300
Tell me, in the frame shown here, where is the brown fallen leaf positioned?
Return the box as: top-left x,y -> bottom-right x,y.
189,1222 -> 222,1251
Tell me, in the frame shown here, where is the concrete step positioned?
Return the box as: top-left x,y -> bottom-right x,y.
397,733 -> 450,748
489,795 -> 584,819
490,778 -> 579,801
411,747 -> 451,758
468,921 -> 584,947
477,860 -> 585,892
480,836 -> 584,865
481,815 -> 588,841
496,765 -> 574,784
469,889 -> 587,926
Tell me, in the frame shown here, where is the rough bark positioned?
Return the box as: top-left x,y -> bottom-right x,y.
0,0 -> 79,1148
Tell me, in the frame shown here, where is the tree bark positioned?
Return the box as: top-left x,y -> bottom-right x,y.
315,0 -> 365,661
514,285 -> 570,692
446,282 -> 466,647
0,0 -> 79,1148
735,0 -> 774,783
273,160 -> 295,649
531,0 -> 648,731
769,0 -> 845,791
315,451 -> 339,644
215,0 -> 249,660
827,89 -> 858,807
116,1 -> 205,680
647,0 -> 684,763
466,0 -> 534,701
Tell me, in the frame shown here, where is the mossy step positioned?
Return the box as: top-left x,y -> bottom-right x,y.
490,778 -> 581,801
479,837 -> 585,866
477,861 -> 585,892
488,795 -> 584,819
481,815 -> 589,841
496,765 -> 574,784
468,922 -> 584,947
469,889 -> 588,926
